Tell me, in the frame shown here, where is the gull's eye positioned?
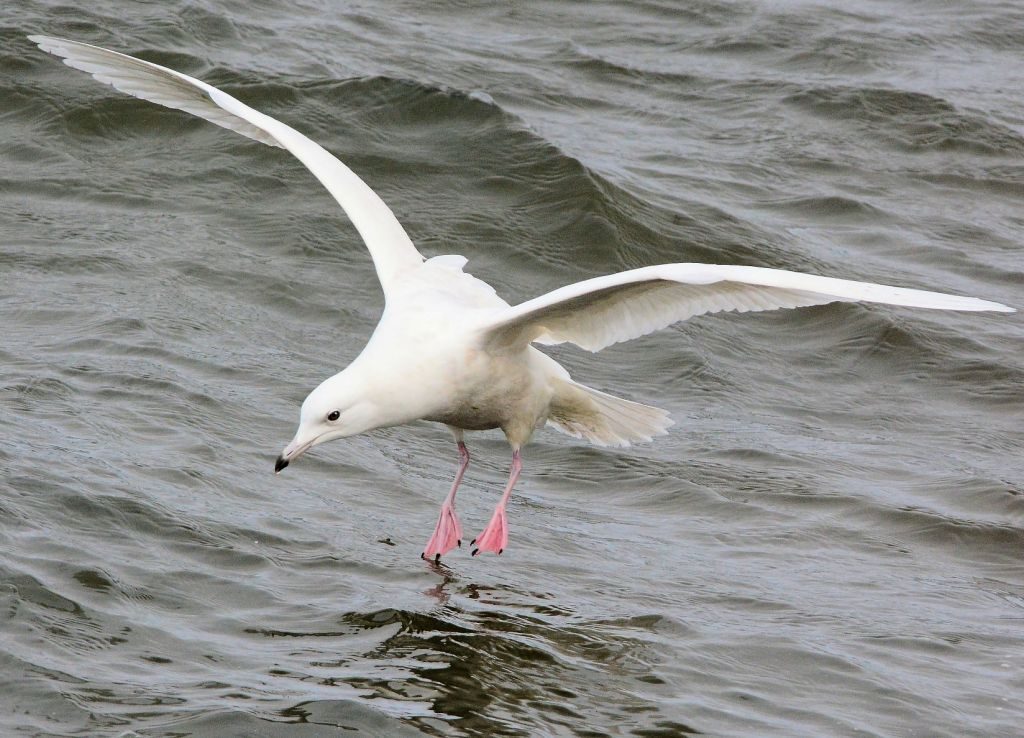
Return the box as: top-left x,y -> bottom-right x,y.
327,410 -> 341,422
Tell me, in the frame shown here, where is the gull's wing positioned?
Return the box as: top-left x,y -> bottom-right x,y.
29,35 -> 424,296
480,263 -> 1014,352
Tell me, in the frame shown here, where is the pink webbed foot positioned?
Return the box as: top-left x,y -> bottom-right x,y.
421,504 -> 462,562
472,448 -> 521,557
422,437 -> 469,562
471,506 -> 508,556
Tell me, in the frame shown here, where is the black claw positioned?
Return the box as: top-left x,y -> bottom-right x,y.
498,548 -> 503,555
471,548 -> 479,557
457,539 -> 462,547
470,538 -> 476,546
434,553 -> 440,563
420,552 -> 426,560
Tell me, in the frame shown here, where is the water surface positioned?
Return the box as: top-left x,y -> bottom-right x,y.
2,1 -> 1022,736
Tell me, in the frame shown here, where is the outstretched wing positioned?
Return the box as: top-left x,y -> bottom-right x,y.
29,35 -> 424,296
480,263 -> 1013,352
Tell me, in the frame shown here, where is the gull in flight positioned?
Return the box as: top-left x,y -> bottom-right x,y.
31,36 -> 1014,560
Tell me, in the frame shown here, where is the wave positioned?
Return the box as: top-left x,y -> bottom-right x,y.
784,85 -> 1024,156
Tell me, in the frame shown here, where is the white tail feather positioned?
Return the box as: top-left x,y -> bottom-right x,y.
547,380 -> 673,447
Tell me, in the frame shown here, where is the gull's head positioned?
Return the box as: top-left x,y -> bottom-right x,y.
275,369 -> 374,473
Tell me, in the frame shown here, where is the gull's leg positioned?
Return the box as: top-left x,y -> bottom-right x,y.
422,437 -> 469,561
471,448 -> 522,556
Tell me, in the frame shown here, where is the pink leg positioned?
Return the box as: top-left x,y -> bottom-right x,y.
472,449 -> 522,556
422,441 -> 469,561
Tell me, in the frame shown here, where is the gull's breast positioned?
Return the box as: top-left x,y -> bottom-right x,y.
423,345 -> 554,433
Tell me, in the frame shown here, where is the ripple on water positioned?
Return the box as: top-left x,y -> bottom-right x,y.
3,3 -> 1023,737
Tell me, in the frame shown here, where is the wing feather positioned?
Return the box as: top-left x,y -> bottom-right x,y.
29,35 -> 424,296
481,263 -> 1013,352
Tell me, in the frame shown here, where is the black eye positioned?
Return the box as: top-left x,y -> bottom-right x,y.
327,410 -> 340,422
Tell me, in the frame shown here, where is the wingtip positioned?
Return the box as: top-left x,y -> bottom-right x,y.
969,300 -> 1015,313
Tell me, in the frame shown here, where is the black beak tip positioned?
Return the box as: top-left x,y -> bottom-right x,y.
274,456 -> 289,474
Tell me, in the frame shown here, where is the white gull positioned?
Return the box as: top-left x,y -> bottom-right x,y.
31,36 -> 1014,560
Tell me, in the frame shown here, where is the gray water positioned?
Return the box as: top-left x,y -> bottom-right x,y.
2,1 -> 1023,736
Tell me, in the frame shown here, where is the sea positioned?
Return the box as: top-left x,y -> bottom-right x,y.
2,1 -> 1022,736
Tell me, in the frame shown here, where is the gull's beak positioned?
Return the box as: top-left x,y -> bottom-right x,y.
275,435 -> 314,475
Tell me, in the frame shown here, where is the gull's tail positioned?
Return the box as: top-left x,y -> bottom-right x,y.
547,379 -> 673,448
